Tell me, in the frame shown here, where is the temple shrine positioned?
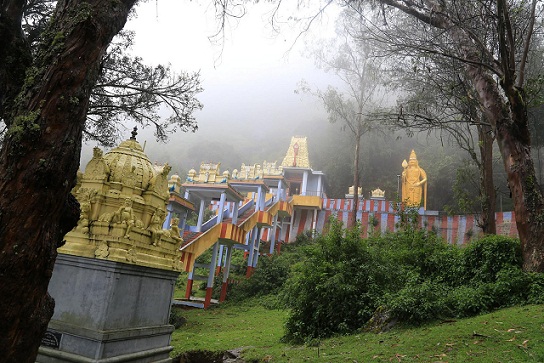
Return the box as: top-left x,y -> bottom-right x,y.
38,129 -> 184,363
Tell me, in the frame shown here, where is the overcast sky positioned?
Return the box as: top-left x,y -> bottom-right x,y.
82,0 -> 342,173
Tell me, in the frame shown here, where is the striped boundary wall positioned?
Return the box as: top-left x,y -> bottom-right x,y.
291,209 -> 314,239
315,199 -> 518,245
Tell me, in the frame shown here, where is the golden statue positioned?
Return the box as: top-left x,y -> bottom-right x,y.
148,209 -> 167,246
169,217 -> 184,244
401,150 -> 427,209
112,198 -> 136,238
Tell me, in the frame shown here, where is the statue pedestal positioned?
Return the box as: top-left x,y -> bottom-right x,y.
37,254 -> 178,363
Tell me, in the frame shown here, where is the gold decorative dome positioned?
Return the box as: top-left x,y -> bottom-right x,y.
169,174 -> 181,183
103,131 -> 155,191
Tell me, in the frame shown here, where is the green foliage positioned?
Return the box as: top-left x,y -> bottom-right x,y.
277,218 -> 543,343
227,232 -> 315,306
186,208 -> 215,227
227,254 -> 290,305
211,213 -> 540,345
527,273 -> 544,304
462,235 -> 523,283
7,110 -> 41,142
386,278 -> 450,323
444,161 -> 481,215
281,220 -> 378,343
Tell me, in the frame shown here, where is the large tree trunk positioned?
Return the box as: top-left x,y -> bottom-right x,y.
468,65 -> 544,272
0,0 -> 136,361
351,133 -> 361,228
478,124 -> 497,234
0,0 -> 32,120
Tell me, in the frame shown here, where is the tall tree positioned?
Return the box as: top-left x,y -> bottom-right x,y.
341,0 -> 544,271
0,0 -> 137,361
380,48 -> 498,233
86,30 -> 202,145
525,34 -> 544,190
300,12 -> 386,227
1,2 -> 203,146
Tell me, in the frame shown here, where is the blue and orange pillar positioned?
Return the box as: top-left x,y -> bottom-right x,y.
204,241 -> 220,309
219,246 -> 234,302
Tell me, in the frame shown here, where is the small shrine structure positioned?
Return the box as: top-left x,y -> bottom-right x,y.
346,186 -> 364,199
38,129 -> 183,363
370,188 -> 386,200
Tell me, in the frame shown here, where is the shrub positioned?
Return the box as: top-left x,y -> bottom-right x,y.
227,253 -> 291,303
462,235 -> 522,283
449,284 -> 494,316
528,273 -> 544,304
279,217 -> 544,342
226,234 -> 314,305
282,220 -> 380,343
386,276 -> 450,323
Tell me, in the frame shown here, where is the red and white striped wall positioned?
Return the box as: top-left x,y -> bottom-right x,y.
313,199 -> 518,245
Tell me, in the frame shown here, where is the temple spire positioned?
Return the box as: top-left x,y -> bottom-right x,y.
130,126 -> 138,140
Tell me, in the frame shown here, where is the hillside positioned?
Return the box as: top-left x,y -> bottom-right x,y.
171,302 -> 544,363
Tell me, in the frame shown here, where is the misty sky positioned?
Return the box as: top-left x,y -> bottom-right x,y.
81,0 -> 342,174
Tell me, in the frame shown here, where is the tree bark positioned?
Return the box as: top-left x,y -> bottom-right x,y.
467,64 -> 544,272
351,133 -> 361,228
477,124 -> 497,234
0,0 -> 136,361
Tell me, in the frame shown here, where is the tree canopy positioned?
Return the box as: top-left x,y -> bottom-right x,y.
300,10 -> 388,226
1,1 -> 203,146
337,0 -> 544,271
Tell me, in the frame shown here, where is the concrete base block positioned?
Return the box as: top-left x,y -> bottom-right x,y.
36,254 -> 179,363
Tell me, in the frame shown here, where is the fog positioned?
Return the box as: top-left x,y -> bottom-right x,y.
77,0 -> 472,205
81,0 -> 341,175
78,1 -> 490,208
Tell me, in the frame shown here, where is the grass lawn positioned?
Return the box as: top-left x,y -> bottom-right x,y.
171,302 -> 544,362
173,272 -> 207,299
170,301 -> 288,357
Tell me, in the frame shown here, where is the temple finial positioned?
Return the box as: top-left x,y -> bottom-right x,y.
130,126 -> 138,140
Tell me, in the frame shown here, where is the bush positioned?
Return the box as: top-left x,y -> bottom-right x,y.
282,220 -> 379,343
387,277 -> 450,323
462,235 -> 522,283
528,273 -> 544,304
227,253 -> 291,303
449,284 -> 494,316
279,217 -> 543,343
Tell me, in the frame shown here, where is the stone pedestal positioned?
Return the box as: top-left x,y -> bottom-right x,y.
37,254 -> 179,363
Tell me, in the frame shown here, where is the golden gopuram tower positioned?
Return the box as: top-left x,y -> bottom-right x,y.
60,129 -> 183,271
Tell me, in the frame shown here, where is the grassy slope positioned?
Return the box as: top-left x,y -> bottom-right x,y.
171,302 -> 544,363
